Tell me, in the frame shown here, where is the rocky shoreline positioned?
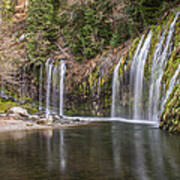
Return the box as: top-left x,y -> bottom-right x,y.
0,107 -> 90,133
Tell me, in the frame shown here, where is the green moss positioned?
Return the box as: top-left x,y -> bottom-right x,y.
160,84 -> 180,134
144,25 -> 163,82
0,98 -> 18,113
161,14 -> 180,93
22,103 -> 38,114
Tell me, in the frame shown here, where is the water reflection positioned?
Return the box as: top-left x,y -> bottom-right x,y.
111,124 -> 180,180
0,123 -> 179,180
59,130 -> 66,172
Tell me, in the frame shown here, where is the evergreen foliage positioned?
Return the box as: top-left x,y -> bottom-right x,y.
25,0 -> 179,62
125,0 -> 179,28
0,0 -> 15,20
26,0 -> 59,62
59,0 -> 113,61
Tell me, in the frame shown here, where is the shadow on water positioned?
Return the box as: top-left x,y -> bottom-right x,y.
0,123 -> 179,180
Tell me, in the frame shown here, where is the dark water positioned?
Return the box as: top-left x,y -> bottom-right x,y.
0,123 -> 180,180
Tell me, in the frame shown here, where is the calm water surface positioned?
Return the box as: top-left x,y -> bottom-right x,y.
0,123 -> 180,180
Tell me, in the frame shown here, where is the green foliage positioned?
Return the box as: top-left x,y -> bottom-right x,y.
59,0 -> 113,61
0,0 -> 15,20
0,98 -> 18,113
26,0 -> 59,62
125,0 -> 179,29
110,20 -> 132,47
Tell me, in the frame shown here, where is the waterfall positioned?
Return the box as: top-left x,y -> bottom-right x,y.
110,11 -> 179,122
39,64 -> 43,110
59,60 -> 66,116
148,12 -> 180,121
39,59 -> 66,117
52,66 -> 58,113
46,59 -> 53,117
161,64 -> 180,113
132,31 -> 152,119
148,31 -> 166,121
111,58 -> 122,117
36,12 -> 179,123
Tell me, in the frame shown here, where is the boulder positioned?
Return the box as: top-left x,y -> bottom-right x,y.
8,107 -> 29,118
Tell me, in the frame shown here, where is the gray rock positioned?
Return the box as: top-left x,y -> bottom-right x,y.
8,107 -> 29,118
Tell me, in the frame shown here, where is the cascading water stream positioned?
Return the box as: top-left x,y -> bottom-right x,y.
148,31 -> 166,121
46,59 -> 53,117
52,66 -> 58,113
129,35 -> 145,116
130,35 -> 145,87
59,60 -> 66,117
133,31 -> 152,119
161,64 -> 180,113
39,64 -> 43,111
111,58 -> 122,117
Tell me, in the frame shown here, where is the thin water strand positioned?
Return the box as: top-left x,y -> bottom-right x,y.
161,64 -> 180,113
52,66 -> 58,113
39,64 -> 43,110
46,59 -> 53,117
111,58 -> 122,117
59,60 -> 66,116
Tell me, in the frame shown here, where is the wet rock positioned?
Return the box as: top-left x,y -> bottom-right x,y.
75,118 -> 80,122
29,115 -> 39,121
36,116 -> 53,125
52,114 -> 61,121
36,119 -> 48,125
8,107 -> 29,118
26,123 -> 33,127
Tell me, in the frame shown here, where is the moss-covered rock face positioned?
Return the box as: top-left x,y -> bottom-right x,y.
0,96 -> 38,114
160,85 -> 180,134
